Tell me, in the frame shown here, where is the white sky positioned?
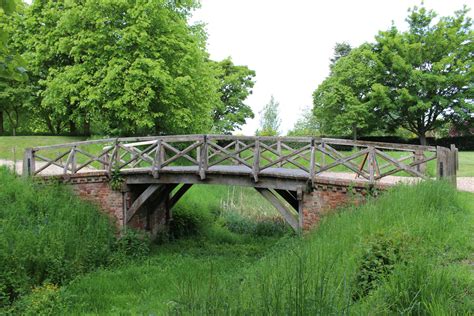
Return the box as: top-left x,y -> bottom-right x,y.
191,0 -> 472,135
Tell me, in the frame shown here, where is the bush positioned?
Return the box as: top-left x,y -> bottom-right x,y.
169,202 -> 213,239
110,229 -> 151,265
223,212 -> 290,237
353,231 -> 409,300
0,168 -> 115,307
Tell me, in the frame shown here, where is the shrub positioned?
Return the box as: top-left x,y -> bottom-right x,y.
169,202 -> 213,239
110,229 -> 151,265
0,168 -> 115,307
352,231 -> 409,300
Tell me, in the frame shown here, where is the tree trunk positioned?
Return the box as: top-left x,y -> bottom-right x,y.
352,124 -> 357,141
0,111 -> 3,135
418,132 -> 427,146
69,120 -> 77,135
83,120 -> 91,136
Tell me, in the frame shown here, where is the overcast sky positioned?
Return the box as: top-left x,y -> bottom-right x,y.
191,0 -> 472,135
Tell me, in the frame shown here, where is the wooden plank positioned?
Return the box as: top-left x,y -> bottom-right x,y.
33,151 -> 69,175
22,148 -> 35,177
207,141 -> 253,168
152,139 -> 162,178
321,137 -> 436,152
259,143 -> 311,172
317,146 -> 370,179
253,139 -> 260,182
126,184 -> 165,223
199,136 -> 208,180
274,189 -> 299,210
169,184 -> 193,209
256,188 -> 299,231
161,141 -> 200,167
375,149 -> 427,179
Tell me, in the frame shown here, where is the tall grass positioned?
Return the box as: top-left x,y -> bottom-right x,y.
0,167 -> 116,308
170,181 -> 473,314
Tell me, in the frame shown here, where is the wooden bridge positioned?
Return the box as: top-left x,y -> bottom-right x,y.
23,135 -> 458,232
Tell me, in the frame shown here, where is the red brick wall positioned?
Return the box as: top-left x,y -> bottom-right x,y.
301,179 -> 384,230
68,175 -> 125,228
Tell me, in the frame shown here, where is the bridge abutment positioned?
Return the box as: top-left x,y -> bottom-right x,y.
300,179 -> 385,230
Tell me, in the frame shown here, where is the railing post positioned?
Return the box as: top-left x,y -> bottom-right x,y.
234,140 -> 240,165
277,139 -> 282,167
152,139 -> 162,178
253,138 -> 260,182
449,144 -> 458,188
368,146 -> 375,184
321,141 -> 325,168
414,150 -> 426,175
309,138 -> 316,187
436,146 -> 448,181
198,135 -> 208,180
22,148 -> 35,177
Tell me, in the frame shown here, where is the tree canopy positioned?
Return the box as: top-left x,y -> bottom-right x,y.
256,95 -> 281,136
0,0 -> 255,136
211,58 -> 255,134
313,6 -> 473,144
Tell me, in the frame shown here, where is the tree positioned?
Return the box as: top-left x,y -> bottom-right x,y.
256,96 -> 281,136
0,0 -> 26,81
330,42 -> 352,68
211,58 -> 255,134
370,6 -> 474,145
288,106 -> 320,136
0,0 -> 27,135
14,0 -> 220,135
313,44 -> 382,140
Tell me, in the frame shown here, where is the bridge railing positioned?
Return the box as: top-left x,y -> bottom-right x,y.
23,135 -> 458,185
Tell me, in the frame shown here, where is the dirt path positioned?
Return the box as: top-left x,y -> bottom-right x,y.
0,159 -> 472,193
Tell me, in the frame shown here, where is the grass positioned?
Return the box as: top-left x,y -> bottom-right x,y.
11,180 -> 472,315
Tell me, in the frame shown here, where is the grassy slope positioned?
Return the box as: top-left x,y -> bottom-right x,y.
0,136 -> 86,160
47,182 -> 473,315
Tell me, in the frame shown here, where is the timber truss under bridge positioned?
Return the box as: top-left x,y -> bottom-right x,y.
23,135 -> 458,231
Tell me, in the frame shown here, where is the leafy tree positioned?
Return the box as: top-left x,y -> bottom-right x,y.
212,58 -> 255,134
313,6 -> 473,145
256,95 -> 281,136
330,42 -> 352,68
0,0 -> 25,81
313,44 -> 382,140
15,0 -> 220,135
288,106 -> 319,136
370,6 -> 474,145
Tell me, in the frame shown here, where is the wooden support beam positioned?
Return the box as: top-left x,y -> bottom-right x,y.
274,189 -> 299,210
256,188 -> 299,231
169,184 -> 193,209
126,184 -> 165,223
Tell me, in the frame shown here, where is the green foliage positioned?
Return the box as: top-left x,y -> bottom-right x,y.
169,202 -> 214,239
0,0 -> 26,81
313,44 -> 382,139
371,6 -> 474,144
11,0 -> 220,135
110,229 -> 150,264
0,167 -> 115,307
288,106 -> 320,136
313,5 -> 474,144
223,212 -> 290,237
212,57 -> 256,134
256,95 -> 281,136
108,167 -> 124,191
353,231 -> 408,300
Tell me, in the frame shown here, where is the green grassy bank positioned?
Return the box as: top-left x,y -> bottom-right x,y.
4,179 -> 471,315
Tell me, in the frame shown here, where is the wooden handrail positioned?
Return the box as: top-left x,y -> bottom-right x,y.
25,135 -> 455,185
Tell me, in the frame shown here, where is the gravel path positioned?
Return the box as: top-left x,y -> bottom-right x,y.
0,159 -> 472,193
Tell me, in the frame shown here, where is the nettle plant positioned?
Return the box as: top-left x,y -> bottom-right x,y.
109,167 -> 124,191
